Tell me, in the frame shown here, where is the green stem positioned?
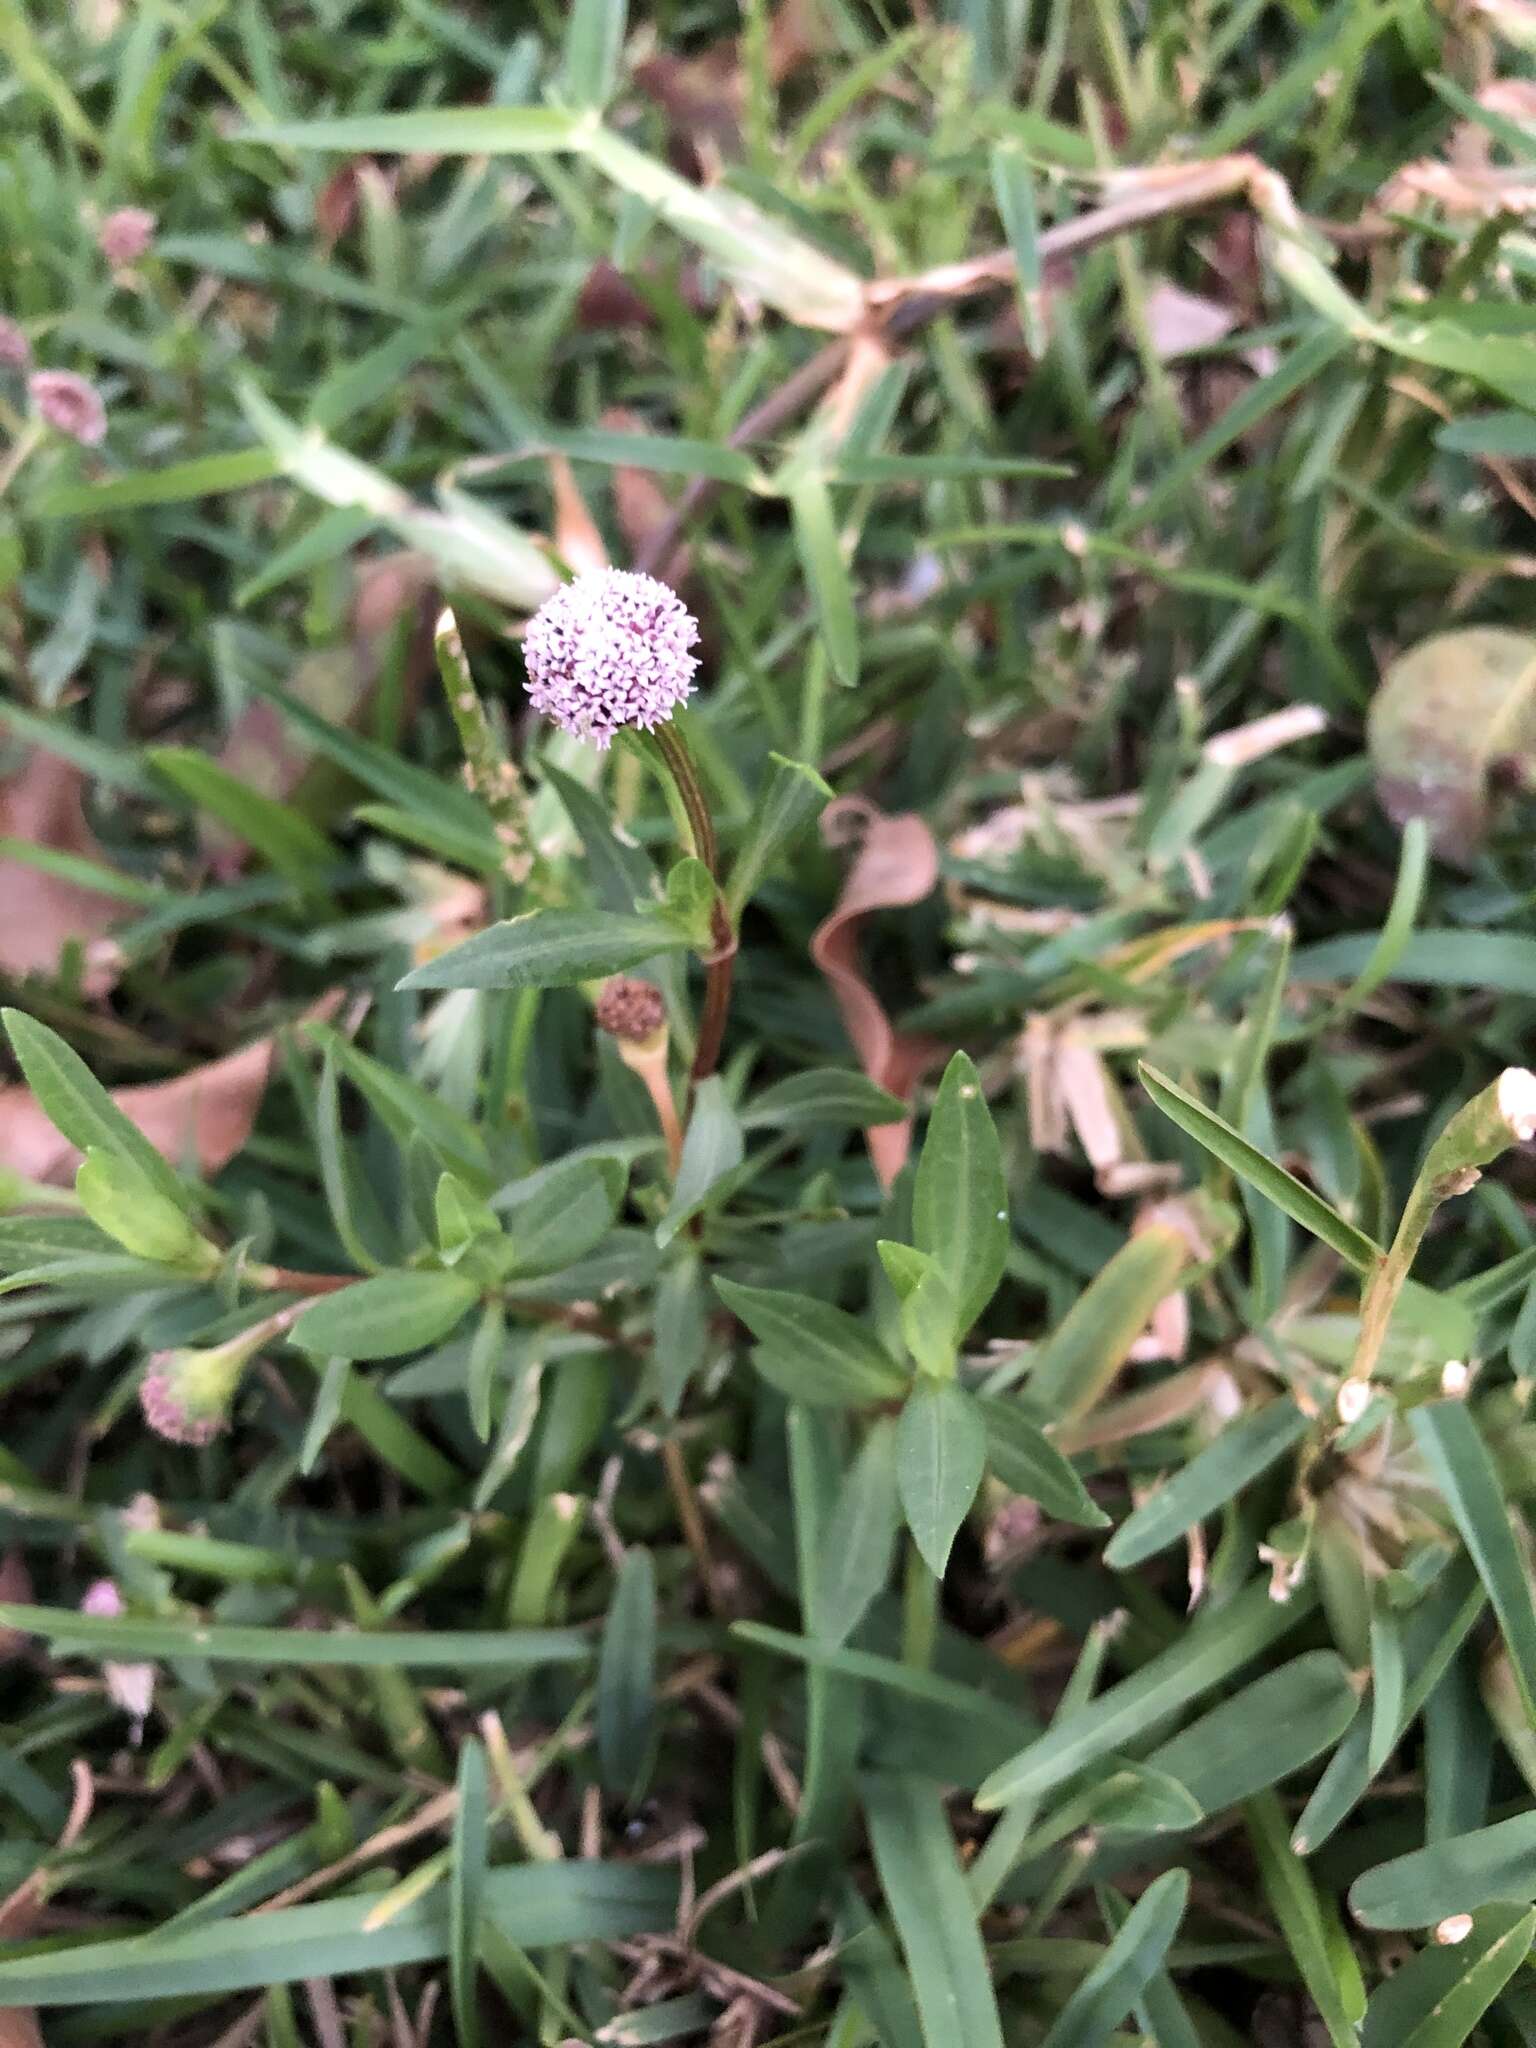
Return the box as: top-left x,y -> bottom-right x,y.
654,719 -> 736,1087
1349,1070 -> 1536,1387
435,607 -> 533,884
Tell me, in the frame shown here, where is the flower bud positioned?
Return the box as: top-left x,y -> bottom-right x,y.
595,976 -> 667,1049
138,1325 -> 267,1445
97,207 -> 155,268
29,369 -> 107,447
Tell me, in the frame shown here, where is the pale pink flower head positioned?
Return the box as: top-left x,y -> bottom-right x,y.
0,317 -> 29,370
138,1339 -> 248,1445
30,370 -> 107,447
97,207 -> 156,268
523,568 -> 698,750
80,1578 -> 125,1618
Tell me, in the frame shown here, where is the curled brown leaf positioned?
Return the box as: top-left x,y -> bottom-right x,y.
810,796 -> 943,1186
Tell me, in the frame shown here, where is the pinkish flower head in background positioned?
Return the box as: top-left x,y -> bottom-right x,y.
0,317 -> 30,370
81,1578 -> 125,1618
523,568 -> 698,750
139,1346 -> 235,1445
97,207 -> 156,268
30,369 -> 107,447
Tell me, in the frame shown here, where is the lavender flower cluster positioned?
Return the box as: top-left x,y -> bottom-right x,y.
524,568 -> 698,750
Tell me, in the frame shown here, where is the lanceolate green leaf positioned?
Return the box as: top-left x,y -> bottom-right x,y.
913,1051 -> 1008,1339
817,1419 -> 900,1648
3,1010 -> 192,1217
0,1862 -> 676,2004
398,909 -> 691,992
449,1737 -> 489,2048
715,1278 -> 909,1407
896,1380 -> 987,1579
864,1774 -> 1006,2048
978,1399 -> 1109,1528
293,1270 -> 479,1361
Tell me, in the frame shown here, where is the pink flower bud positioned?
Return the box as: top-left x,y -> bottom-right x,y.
80,1578 -> 125,1618
97,207 -> 156,268
29,370 -> 107,447
0,317 -> 29,370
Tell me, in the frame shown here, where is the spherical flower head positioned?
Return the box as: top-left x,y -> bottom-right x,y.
138,1334 -> 254,1446
0,316 -> 29,370
30,370 -> 107,447
523,568 -> 698,751
97,207 -> 156,267
80,1578 -> 124,1618
595,976 -> 666,1047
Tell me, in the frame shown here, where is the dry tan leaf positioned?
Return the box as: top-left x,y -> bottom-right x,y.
0,1035 -> 279,1185
0,749 -> 123,992
547,455 -> 609,576
1144,279 -> 1238,360
810,796 -> 943,1186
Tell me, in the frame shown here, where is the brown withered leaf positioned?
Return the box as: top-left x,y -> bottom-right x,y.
0,748 -> 123,993
1369,626 -> 1536,861
0,1034 -> 279,1185
810,796 -> 944,1187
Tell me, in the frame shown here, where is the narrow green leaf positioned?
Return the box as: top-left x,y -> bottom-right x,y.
34,446 -> 280,517
558,0 -> 627,108
1351,1812 -> 1536,1930
1039,1870 -> 1189,2048
990,146 -> 1047,356
0,1602 -> 588,1669
1025,1226 -> 1187,1421
976,1578 -> 1310,1809
896,1381 -> 987,1579
1412,1402 -> 1536,1723
450,1744 -> 487,2048
864,1774 -> 1006,2048
656,1079 -> 743,1246
725,753 -> 832,918
913,1051 -> 1008,1338
294,1270 -> 479,1360
1148,1652 -> 1360,1815
716,1277 -> 910,1407
742,1068 -> 908,1132
599,1549 -> 657,1803
149,747 -> 333,881
0,1861 -> 674,2004
1247,1790 -> 1361,2048
788,470 -> 859,687
399,909 -> 690,991
1105,1398 -> 1309,1569
1361,1901 -> 1535,2048
246,105 -> 588,152
1141,1063 -> 1381,1271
